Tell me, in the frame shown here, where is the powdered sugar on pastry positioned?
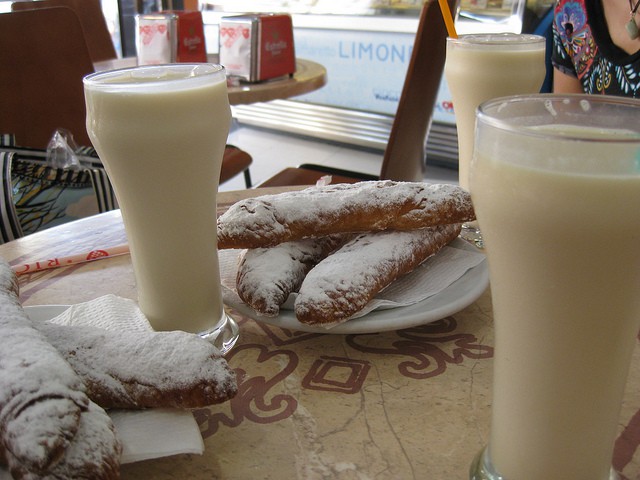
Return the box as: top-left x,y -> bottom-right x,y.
0,258 -> 89,473
5,401 -> 121,480
294,224 -> 462,326
36,322 -> 238,410
236,234 -> 351,317
217,181 -> 474,249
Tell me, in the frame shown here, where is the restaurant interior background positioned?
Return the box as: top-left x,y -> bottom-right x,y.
1,0 -> 555,172
195,0 -> 555,172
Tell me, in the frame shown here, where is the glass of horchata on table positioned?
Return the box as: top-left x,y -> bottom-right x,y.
469,94 -> 640,480
83,64 -> 239,354
444,33 -> 546,246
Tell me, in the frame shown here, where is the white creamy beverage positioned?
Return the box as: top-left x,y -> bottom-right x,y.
84,65 -> 231,334
470,96 -> 640,479
445,34 -> 545,190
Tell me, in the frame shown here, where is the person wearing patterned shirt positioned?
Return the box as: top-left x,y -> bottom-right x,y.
552,0 -> 640,97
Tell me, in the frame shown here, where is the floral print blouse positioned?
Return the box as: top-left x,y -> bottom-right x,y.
552,0 -> 640,97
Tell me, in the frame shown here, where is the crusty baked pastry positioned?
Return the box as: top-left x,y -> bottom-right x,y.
0,258 -> 90,474
1,255 -> 237,479
36,321 -> 238,410
4,402 -> 122,480
217,181 -> 474,249
236,234 -> 351,317
295,223 -> 462,326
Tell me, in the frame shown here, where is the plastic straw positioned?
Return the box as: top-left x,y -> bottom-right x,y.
437,0 -> 458,38
12,244 -> 130,275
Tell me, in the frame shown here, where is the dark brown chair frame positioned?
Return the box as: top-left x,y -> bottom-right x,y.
12,0 -> 118,63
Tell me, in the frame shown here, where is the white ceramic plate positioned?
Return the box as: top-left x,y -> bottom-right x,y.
25,242 -> 489,335
223,240 -> 489,334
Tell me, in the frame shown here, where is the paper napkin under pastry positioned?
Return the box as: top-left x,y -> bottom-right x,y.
49,295 -> 153,334
110,409 -> 203,463
0,408 -> 202,476
36,296 -> 205,464
218,237 -> 486,325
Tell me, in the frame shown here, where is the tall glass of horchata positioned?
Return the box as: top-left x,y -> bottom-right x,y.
84,64 -> 239,354
444,33 -> 546,246
469,94 -> 640,480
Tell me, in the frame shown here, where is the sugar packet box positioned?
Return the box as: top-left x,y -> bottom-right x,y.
219,13 -> 296,82
136,11 -> 206,65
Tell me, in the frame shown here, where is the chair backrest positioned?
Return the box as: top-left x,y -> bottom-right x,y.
0,7 -> 95,149
379,0 -> 453,181
12,0 -> 117,63
0,134 -> 118,241
0,151 -> 23,244
86,167 -> 119,212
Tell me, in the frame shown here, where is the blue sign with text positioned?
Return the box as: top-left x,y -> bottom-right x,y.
293,28 -> 414,115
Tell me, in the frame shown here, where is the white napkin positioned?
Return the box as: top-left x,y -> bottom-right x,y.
110,409 -> 204,464
341,243 -> 485,318
50,294 -> 153,334
44,296 -> 205,464
218,237 -> 485,324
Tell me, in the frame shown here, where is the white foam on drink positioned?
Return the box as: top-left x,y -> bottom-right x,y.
84,64 -> 226,93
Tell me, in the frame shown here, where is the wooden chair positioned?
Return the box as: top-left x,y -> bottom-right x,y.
221,145 -> 253,188
12,0 -> 117,63
257,0 -> 453,187
0,7 -> 95,149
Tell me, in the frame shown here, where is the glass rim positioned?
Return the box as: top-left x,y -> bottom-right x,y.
446,33 -> 545,47
476,93 -> 640,144
83,63 -> 226,92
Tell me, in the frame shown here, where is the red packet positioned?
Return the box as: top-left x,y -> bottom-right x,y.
164,11 -> 207,63
219,13 -> 296,82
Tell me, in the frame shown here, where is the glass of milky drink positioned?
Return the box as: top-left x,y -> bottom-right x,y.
84,64 -> 239,354
469,94 -> 640,480
445,33 -> 546,247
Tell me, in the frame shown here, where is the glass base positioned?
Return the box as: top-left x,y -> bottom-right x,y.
470,447 -> 620,480
199,310 -> 239,355
461,222 -> 484,249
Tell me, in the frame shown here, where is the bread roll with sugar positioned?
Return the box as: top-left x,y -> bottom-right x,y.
236,234 -> 351,317
217,181 -> 474,249
0,258 -> 89,473
5,402 -> 121,480
295,223 -> 462,326
35,322 -> 238,410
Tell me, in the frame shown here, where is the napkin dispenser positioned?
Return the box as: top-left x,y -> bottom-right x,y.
219,13 -> 296,82
135,11 -> 207,65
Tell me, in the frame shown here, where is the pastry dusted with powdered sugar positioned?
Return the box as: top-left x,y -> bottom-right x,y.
4,401 -> 121,480
236,234 -> 351,317
295,223 -> 462,326
35,321 -> 238,410
0,258 -> 93,475
0,256 -> 238,479
217,181 -> 474,250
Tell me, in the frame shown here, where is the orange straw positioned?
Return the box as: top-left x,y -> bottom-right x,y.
437,0 -> 458,38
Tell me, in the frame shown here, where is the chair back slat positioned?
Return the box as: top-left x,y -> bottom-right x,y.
0,8 -> 95,149
379,0 -> 453,181
87,168 -> 118,213
12,0 -> 117,63
0,152 -> 24,244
